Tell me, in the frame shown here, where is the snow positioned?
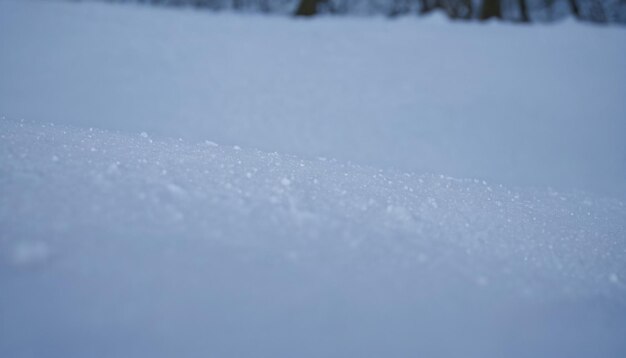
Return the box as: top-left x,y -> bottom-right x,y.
1,0 -> 626,357
2,0 -> 626,198
2,119 -> 626,357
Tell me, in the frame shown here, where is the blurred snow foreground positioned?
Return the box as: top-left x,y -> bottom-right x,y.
1,0 -> 626,358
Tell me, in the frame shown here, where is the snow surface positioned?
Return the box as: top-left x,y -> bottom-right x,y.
2,0 -> 626,197
1,0 -> 626,357
2,118 -> 626,357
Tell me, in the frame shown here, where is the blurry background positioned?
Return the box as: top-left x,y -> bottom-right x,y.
77,0 -> 626,23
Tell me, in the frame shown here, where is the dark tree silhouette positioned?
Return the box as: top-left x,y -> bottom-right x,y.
419,0 -> 444,14
294,0 -> 322,15
479,0 -> 502,20
90,0 -> 626,24
419,0 -> 472,19
568,0 -> 581,18
518,0 -> 530,22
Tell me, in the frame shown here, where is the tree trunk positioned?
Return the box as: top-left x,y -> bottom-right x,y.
518,0 -> 530,22
479,0 -> 502,20
544,0 -> 555,21
419,0 -> 443,14
568,0 -> 581,19
294,0 -> 321,16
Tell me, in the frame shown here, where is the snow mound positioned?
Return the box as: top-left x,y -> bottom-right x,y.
1,119 -> 625,357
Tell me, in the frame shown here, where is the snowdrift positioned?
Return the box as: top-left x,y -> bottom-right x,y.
1,119 -> 625,357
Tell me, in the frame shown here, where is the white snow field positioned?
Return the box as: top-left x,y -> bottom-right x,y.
1,0 -> 626,357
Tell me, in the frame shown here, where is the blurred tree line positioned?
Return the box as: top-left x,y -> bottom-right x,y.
100,0 -> 626,23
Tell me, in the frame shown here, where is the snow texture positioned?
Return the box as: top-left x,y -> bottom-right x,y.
2,119 -> 626,357
1,0 -> 626,357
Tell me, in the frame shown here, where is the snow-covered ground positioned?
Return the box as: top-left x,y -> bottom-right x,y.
1,1 -> 626,357
2,119 -> 625,357
2,0 -> 626,197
